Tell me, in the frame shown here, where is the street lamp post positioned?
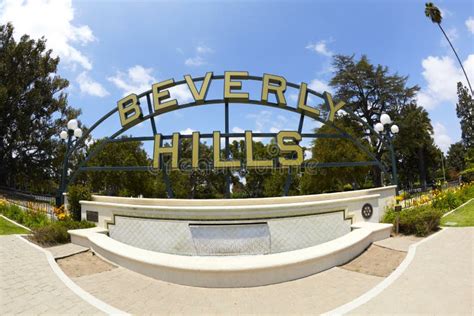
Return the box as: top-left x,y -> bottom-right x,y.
374,114 -> 399,194
56,119 -> 82,207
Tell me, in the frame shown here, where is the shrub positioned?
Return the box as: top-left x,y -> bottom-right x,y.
458,182 -> 474,202
68,184 -> 92,221
31,220 -> 95,246
431,190 -> 462,213
383,205 -> 442,236
460,168 -> 474,182
0,203 -> 49,228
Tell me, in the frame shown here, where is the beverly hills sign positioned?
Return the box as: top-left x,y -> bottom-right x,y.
116,71 -> 346,170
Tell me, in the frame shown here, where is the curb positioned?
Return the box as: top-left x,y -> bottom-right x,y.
322,228 -> 448,316
16,235 -> 129,316
0,214 -> 31,231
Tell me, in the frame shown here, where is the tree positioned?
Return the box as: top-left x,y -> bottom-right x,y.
329,54 -> 419,185
300,115 -> 371,194
446,142 -> 466,179
425,3 -> 473,96
83,138 -> 163,197
392,104 -> 442,188
456,82 -> 474,148
0,23 -> 80,191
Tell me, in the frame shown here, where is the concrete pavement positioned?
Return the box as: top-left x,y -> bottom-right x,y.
347,227 -> 473,315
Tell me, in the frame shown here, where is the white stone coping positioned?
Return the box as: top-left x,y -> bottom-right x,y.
69,222 -> 392,288
88,185 -> 396,207
81,194 -> 380,221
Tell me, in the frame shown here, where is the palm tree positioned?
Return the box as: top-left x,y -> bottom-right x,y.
425,2 -> 473,96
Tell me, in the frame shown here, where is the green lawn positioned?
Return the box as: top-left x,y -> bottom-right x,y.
441,200 -> 474,227
0,216 -> 30,235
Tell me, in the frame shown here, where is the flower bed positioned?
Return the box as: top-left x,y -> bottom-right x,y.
383,182 -> 474,236
0,199 -> 95,246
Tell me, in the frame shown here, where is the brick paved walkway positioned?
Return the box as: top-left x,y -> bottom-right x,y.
0,236 -> 103,315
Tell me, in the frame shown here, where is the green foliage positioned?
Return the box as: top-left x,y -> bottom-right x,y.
301,116 -> 371,194
383,205 -> 442,236
431,183 -> 474,213
460,169 -> 474,183
441,200 -> 474,227
425,3 -> 442,24
393,104 -> 441,188
83,138 -> 166,197
446,142 -> 466,179
456,82 -> 473,148
0,23 -> 81,191
0,203 -> 49,228
67,184 -> 91,221
31,220 -> 95,246
330,54 -> 419,187
0,217 -> 30,235
431,191 -> 461,212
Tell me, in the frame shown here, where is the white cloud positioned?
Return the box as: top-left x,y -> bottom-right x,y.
466,17 -> 474,34
185,56 -> 206,67
440,28 -> 458,47
306,40 -> 333,57
196,45 -> 214,54
180,128 -> 194,135
232,127 -> 245,133
108,65 -> 155,96
0,0 -> 95,70
246,110 -> 298,134
169,85 -> 193,103
108,65 -> 193,103
309,79 -> 332,94
417,54 -> 474,109
433,122 -> 452,153
184,44 -> 214,67
76,72 -> 109,97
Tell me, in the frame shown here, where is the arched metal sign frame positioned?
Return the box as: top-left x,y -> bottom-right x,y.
61,74 -> 395,199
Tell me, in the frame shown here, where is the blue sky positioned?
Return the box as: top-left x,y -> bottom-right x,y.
1,0 -> 473,155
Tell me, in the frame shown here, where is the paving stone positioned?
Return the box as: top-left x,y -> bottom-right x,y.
0,236 -> 104,315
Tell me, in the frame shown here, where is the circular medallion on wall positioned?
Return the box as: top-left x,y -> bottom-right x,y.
361,203 -> 373,219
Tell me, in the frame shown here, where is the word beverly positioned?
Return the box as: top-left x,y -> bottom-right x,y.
116,71 -> 346,170
117,71 -> 346,127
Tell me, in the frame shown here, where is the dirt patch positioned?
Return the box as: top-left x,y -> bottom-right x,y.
57,250 -> 116,278
341,244 -> 406,277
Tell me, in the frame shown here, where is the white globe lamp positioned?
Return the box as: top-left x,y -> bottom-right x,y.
60,131 -> 68,140
374,122 -> 384,133
391,124 -> 399,134
67,119 -> 78,130
380,113 -> 392,125
74,128 -> 83,138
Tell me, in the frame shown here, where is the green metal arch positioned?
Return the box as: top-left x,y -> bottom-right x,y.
64,75 -> 393,196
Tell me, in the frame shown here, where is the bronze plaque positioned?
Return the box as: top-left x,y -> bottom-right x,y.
86,210 -> 99,222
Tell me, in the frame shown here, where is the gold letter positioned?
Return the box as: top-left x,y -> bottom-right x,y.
245,131 -> 272,168
324,91 -> 345,122
213,131 -> 241,169
297,82 -> 320,118
152,79 -> 178,114
192,132 -> 200,169
153,133 -> 179,169
277,131 -> 303,167
224,71 -> 249,101
185,72 -> 213,104
261,74 -> 287,106
117,94 -> 142,127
